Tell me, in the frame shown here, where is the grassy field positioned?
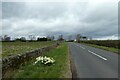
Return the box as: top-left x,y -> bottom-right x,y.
81,43 -> 119,54
79,40 -> 119,49
2,41 -> 55,58
6,42 -> 71,78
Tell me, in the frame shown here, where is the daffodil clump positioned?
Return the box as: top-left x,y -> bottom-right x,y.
34,56 -> 55,65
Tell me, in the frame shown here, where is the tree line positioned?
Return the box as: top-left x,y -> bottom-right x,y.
0,35 -> 65,42
0,34 -> 92,42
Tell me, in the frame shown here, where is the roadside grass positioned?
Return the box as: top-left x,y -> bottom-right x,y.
2,41 -> 55,58
11,42 -> 71,78
81,43 -> 119,54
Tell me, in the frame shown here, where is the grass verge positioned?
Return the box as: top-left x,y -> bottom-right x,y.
81,43 -> 119,54
9,42 -> 71,78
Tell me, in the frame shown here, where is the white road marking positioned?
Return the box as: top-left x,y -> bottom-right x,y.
75,44 -> 86,49
88,50 -> 107,61
80,46 -> 85,49
76,44 -> 79,47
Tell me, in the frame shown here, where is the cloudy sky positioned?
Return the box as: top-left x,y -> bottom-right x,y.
1,0 -> 119,40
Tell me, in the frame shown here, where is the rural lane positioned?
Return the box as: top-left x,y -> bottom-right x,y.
69,42 -> 118,78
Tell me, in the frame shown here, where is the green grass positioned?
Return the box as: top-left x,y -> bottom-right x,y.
2,41 -> 55,58
10,42 -> 70,78
81,43 -> 119,54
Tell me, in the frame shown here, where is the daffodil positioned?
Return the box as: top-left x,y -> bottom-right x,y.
34,56 -> 55,65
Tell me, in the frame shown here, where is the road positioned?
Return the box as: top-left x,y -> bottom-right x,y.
69,42 -> 118,78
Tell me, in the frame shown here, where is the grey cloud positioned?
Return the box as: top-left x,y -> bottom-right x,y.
2,2 -> 26,19
2,1 -> 118,40
2,2 -> 68,20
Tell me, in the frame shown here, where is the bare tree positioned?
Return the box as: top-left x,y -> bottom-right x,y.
68,35 -> 72,41
20,37 -> 26,42
89,37 -> 92,40
29,35 -> 36,41
76,34 -> 80,42
51,35 -> 55,41
33,36 -> 36,40
3,35 -> 11,41
47,36 -> 51,41
0,36 -> 2,41
58,35 -> 64,41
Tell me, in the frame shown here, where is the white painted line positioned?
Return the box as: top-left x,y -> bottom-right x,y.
75,44 -> 86,50
88,50 -> 107,61
74,44 -> 78,46
80,46 -> 85,49
76,45 -> 85,49
74,43 -> 85,50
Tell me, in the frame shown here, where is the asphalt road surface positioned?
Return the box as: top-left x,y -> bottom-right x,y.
69,42 -> 118,78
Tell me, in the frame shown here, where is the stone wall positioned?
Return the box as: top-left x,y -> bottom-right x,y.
2,43 -> 60,76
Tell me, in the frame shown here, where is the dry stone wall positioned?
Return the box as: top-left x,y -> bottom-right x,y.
2,43 -> 60,76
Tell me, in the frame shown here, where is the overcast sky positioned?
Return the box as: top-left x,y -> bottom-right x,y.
1,0 -> 119,40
